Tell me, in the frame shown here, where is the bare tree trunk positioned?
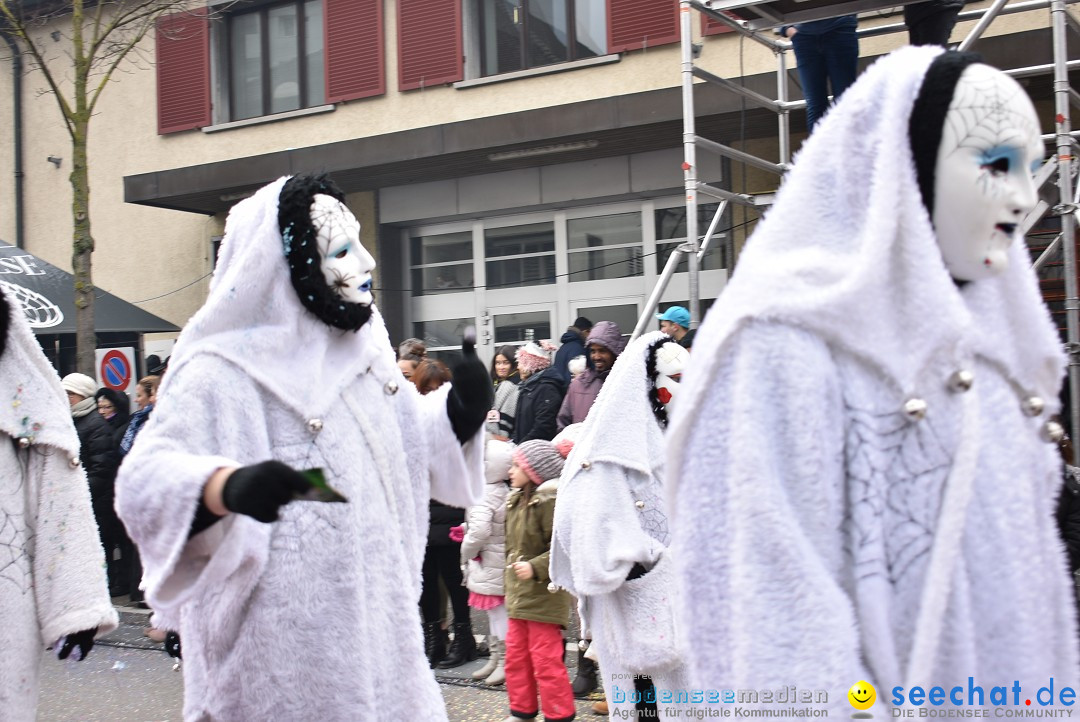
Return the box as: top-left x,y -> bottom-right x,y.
71,118 -> 94,375
71,1 -> 95,376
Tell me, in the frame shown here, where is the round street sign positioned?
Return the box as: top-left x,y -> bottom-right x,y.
100,349 -> 132,391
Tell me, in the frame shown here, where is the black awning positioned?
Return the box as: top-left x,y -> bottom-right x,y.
0,241 -> 180,334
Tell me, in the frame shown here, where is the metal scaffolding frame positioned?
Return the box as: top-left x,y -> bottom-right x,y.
632,1 -> 1080,455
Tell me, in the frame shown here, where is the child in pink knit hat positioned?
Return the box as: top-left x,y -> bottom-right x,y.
502,439 -> 575,722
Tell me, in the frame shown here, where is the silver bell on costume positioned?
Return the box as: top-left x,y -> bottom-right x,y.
903,398 -> 928,421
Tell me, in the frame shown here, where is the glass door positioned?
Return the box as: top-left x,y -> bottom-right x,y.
484,302 -> 557,362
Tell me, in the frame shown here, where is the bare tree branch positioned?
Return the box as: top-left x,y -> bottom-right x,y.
0,1 -> 76,138
0,0 -> 230,374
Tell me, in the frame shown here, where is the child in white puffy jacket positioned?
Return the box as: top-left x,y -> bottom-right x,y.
459,439 -> 514,685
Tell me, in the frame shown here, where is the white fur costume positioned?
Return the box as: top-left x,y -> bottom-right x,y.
0,291 -> 118,722
115,177 -> 483,721
552,331 -> 690,715
667,47 -> 1078,715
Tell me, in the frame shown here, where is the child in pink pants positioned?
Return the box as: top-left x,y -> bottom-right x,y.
502,440 -> 575,721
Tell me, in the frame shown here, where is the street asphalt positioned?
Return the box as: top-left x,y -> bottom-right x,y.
35,601 -> 605,721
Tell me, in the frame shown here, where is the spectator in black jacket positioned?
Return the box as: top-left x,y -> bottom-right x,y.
413,364 -> 476,670
512,342 -> 567,444
95,387 -> 131,444
1057,434 -> 1080,579
63,373 -> 122,595
95,386 -> 144,603
905,1 -> 965,47
552,317 -> 592,383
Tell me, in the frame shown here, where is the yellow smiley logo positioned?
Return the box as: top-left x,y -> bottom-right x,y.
848,681 -> 876,710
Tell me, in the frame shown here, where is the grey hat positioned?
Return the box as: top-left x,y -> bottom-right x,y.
513,439 -> 566,485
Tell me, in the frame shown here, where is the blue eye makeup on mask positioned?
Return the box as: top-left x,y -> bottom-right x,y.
329,242 -> 351,259
978,145 -> 1024,175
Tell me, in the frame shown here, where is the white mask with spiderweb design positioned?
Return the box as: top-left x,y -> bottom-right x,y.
932,63 -> 1042,282
312,194 -> 376,306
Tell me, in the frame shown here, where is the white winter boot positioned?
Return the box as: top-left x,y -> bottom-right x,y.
471,636 -> 499,680
485,638 -> 505,685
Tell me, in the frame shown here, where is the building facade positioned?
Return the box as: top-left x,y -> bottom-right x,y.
0,0 -> 1065,360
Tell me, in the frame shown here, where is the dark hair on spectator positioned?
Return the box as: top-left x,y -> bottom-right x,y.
95,387 -> 131,425
490,345 -> 520,384
412,359 -> 452,395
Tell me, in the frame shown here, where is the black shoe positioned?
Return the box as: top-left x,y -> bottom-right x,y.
572,645 -> 598,698
423,622 -> 446,668
438,621 -> 478,668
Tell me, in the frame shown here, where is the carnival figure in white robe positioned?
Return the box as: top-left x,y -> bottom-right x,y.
115,174 -> 490,721
552,331 -> 691,716
668,46 -> 1078,714
0,286 -> 118,722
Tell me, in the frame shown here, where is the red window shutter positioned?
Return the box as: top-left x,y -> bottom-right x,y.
397,0 -> 462,91
702,11 -> 736,36
608,0 -> 680,53
325,0 -> 385,103
156,8 -> 210,135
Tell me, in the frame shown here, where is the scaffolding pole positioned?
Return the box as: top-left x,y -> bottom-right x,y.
682,1 -> 702,332
637,0 -> 1079,355
1051,0 -> 1080,463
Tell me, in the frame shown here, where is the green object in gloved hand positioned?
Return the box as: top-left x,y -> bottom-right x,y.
296,468 -> 348,503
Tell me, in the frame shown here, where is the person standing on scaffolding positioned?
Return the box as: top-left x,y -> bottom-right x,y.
781,14 -> 858,133
905,1 -> 966,47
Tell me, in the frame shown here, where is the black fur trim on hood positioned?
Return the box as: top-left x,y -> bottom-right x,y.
278,173 -> 373,332
0,285 -> 9,361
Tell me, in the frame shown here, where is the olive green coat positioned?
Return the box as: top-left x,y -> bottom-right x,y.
504,481 -> 572,627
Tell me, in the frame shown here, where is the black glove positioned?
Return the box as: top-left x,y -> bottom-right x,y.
57,627 -> 97,661
446,328 -> 494,444
165,631 -> 182,659
221,461 -> 313,523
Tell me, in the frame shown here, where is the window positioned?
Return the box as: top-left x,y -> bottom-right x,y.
156,0 -> 383,133
654,203 -> 726,274
567,212 -> 643,282
493,310 -> 551,344
228,0 -> 326,121
576,304 -> 637,337
477,0 -> 605,77
485,222 -> 557,288
410,231 -> 474,296
414,317 -> 472,353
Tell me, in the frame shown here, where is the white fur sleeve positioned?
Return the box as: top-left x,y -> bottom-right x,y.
418,383 -> 484,508
668,322 -> 867,706
554,463 -> 665,597
115,360 -> 273,621
30,448 -> 119,643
